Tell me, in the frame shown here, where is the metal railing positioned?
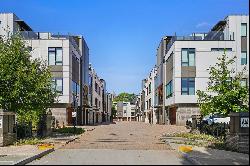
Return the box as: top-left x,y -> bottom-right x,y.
166,31 -> 235,54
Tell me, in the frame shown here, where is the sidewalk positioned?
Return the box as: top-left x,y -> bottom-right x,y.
0,133 -> 82,165
0,145 -> 54,165
180,146 -> 249,165
167,140 -> 249,165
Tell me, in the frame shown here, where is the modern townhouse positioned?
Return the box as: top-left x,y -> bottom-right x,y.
142,67 -> 158,124
0,13 -> 90,127
135,94 -> 143,122
88,64 -> 106,125
117,102 -> 136,121
158,15 -> 249,126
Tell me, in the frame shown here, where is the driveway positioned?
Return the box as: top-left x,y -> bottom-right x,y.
29,121 -> 191,165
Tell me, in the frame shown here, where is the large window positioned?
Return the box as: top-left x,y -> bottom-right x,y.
241,23 -> 247,37
166,80 -> 173,98
52,78 -> 63,94
181,48 -> 195,66
181,78 -> 195,95
48,47 -> 63,65
241,51 -> 247,65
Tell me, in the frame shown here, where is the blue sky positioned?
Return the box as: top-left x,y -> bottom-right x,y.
0,0 -> 249,94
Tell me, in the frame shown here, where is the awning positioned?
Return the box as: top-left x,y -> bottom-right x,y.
15,20 -> 33,31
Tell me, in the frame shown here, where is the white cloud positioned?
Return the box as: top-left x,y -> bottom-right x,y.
196,22 -> 210,28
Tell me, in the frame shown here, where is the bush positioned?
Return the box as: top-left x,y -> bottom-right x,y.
14,137 -> 44,146
54,127 -> 85,135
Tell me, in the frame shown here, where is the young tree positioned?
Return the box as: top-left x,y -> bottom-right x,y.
0,34 -> 57,126
197,52 -> 249,116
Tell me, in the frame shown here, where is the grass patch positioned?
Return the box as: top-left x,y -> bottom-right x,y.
54,127 -> 85,135
14,137 -> 44,146
166,132 -> 228,150
170,133 -> 218,142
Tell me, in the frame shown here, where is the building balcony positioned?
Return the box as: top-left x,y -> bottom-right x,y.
166,31 -> 235,54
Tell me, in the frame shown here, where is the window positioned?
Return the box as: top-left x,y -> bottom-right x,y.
149,83 -> 151,94
48,47 -> 63,65
241,78 -> 247,87
211,48 -> 232,52
95,82 -> 98,92
181,78 -> 195,95
241,23 -> 247,37
181,48 -> 195,66
241,51 -> 247,65
166,80 -> 173,98
52,78 -> 63,94
149,99 -> 151,109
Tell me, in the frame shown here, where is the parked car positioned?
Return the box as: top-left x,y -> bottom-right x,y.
202,113 -> 230,125
186,113 -> 230,127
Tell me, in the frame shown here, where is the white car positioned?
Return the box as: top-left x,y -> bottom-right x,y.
203,113 -> 230,125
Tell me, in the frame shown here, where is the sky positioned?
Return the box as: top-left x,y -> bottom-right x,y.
0,0 -> 249,94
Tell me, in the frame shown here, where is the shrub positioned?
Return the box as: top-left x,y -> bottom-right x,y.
54,127 -> 85,135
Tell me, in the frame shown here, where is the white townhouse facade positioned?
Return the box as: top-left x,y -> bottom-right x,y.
143,67 -> 158,124
88,64 -> 107,125
0,13 -> 90,127
162,15 -> 249,126
117,102 -> 136,121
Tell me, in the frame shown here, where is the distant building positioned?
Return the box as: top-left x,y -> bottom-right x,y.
117,102 -> 136,121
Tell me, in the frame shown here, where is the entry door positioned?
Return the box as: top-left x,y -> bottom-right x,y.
169,107 -> 177,125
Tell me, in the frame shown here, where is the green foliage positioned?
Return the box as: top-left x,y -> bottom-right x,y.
197,52 -> 249,116
171,133 -> 217,142
0,33 -> 57,126
113,92 -> 136,103
14,137 -> 44,146
54,127 -> 85,135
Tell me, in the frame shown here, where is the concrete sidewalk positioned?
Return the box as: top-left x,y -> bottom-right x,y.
174,145 -> 249,165
0,134 -> 81,165
0,145 -> 54,165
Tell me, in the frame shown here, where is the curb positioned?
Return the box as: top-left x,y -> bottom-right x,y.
13,148 -> 54,165
179,151 -> 202,165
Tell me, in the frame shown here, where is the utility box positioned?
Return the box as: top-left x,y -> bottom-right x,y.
0,109 -> 16,146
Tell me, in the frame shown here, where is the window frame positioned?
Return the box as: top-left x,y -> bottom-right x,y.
241,23 -> 247,37
181,48 -> 196,66
52,78 -> 63,95
181,78 -> 195,95
48,47 -> 63,66
166,80 -> 173,98
241,51 -> 247,65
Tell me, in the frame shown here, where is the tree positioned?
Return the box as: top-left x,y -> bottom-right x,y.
113,92 -> 136,103
0,33 -> 57,126
197,52 -> 249,116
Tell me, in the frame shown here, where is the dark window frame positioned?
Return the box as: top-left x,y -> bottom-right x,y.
181,78 -> 195,95
48,47 -> 63,65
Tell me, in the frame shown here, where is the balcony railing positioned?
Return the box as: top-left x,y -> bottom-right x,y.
19,31 -> 81,54
166,31 -> 235,54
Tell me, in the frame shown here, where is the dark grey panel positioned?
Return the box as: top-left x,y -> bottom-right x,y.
241,37 -> 247,52
181,66 -> 196,77
72,57 -> 80,83
166,54 -> 173,83
52,72 -> 63,78
50,65 -> 63,72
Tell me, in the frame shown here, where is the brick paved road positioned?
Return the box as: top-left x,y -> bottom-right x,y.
29,121 -> 191,165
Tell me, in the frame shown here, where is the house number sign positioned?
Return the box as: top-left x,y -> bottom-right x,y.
241,118 -> 249,128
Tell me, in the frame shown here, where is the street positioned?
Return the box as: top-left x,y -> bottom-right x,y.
29,122 -> 192,165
